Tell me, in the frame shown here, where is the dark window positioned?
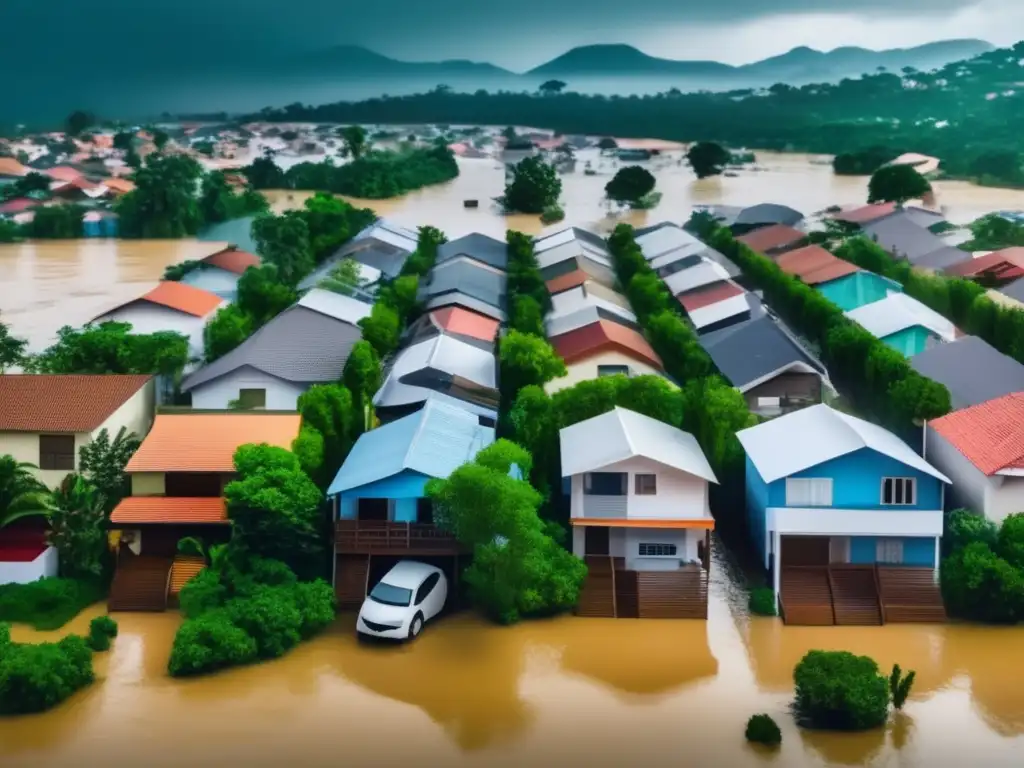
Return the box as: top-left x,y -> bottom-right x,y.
584,526 -> 610,555
357,498 -> 390,522
638,543 -> 677,557
416,497 -> 434,525
164,472 -> 223,497
39,435 -> 75,471
415,572 -> 441,605
584,472 -> 627,495
597,365 -> 630,378
882,477 -> 916,506
238,388 -> 266,409
634,474 -> 657,495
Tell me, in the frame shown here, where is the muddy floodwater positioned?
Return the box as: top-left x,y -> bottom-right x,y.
4,151 -> 1024,351
3,563 -> 1024,768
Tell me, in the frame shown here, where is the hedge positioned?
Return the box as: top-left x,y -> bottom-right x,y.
0,578 -> 105,631
793,650 -> 890,731
0,624 -> 95,715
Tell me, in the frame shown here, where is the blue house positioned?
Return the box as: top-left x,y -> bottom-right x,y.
736,404 -> 950,624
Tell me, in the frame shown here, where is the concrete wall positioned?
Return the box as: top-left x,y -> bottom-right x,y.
131,472 -> 166,496
569,455 -> 711,523
0,547 -> 58,585
95,304 -> 215,361
189,367 -> 307,411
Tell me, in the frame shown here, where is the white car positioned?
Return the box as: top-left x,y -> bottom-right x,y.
357,560 -> 448,640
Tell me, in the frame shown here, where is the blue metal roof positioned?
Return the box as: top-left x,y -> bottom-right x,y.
327,398 -> 495,496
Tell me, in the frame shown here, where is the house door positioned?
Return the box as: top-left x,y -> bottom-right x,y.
780,536 -> 830,566
357,498 -> 390,522
416,498 -> 434,525
584,526 -> 610,556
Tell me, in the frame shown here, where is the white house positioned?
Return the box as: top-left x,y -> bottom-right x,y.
560,407 -> 718,620
178,246 -> 261,299
925,392 -> 1024,524
90,281 -> 226,364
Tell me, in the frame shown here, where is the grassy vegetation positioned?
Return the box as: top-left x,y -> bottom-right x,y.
0,578 -> 105,631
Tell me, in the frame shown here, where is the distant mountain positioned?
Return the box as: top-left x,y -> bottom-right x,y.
528,44 -> 735,78
290,45 -> 515,79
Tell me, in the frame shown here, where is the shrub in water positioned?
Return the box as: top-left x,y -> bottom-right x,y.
748,587 -> 777,617
793,650 -> 889,731
0,628 -> 95,714
224,590 -> 303,660
167,613 -> 258,677
178,568 -> 228,619
745,713 -> 782,746
87,615 -> 119,652
0,578 -> 105,630
290,580 -> 337,639
889,664 -> 916,710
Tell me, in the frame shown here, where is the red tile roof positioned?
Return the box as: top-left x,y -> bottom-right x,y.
110,497 -> 228,525
101,281 -> 224,320
546,269 -> 590,295
775,245 -> 861,285
831,202 -> 897,224
430,307 -> 500,342
0,157 -> 27,178
202,247 -> 260,275
736,224 -> 807,254
945,248 -> 1024,281
0,375 -> 152,432
677,280 -> 745,312
45,166 -> 84,183
0,197 -> 39,215
551,319 -> 663,370
929,393 -> 1024,475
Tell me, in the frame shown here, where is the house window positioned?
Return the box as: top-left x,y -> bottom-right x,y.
638,543 -> 677,557
785,478 -> 833,507
583,472 -> 627,495
876,538 -> 905,564
39,434 -> 75,471
238,388 -> 267,409
882,477 -> 916,506
597,365 -> 630,378
634,474 -> 657,495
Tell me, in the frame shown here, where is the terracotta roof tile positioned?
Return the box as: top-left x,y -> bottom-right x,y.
0,375 -> 152,432
0,157 -> 27,177
736,224 -> 806,254
551,319 -> 663,370
546,269 -> 590,295
929,393 -> 1024,475
0,197 -> 39,215
110,497 -> 227,524
430,307 -> 500,342
117,281 -> 224,318
202,247 -> 261,275
677,280 -> 745,312
831,202 -> 897,224
102,177 -> 136,195
776,245 -> 861,285
126,413 -> 302,472
945,248 -> 1024,280
45,166 -> 84,183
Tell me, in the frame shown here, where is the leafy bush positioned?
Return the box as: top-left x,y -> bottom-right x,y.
945,508 -> 998,554
540,204 -> 565,224
748,587 -> 777,617
793,650 -> 890,731
0,578 -> 105,630
87,615 -> 118,652
941,541 -> 1024,623
745,713 -> 782,746
178,568 -> 228,619
291,580 -> 337,639
0,627 -> 95,714
167,613 -> 258,677
889,664 -> 916,710
224,591 -> 302,660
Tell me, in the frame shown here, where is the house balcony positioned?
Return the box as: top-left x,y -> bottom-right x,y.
334,520 -> 466,555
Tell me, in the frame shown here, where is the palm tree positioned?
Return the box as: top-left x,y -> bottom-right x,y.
0,455 -> 53,528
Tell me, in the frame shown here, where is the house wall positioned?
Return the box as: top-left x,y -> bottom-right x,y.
337,470 -> 431,522
131,472 -> 166,496
0,547 -> 58,585
94,378 -> 156,447
568,456 -> 711,522
180,267 -> 242,299
766,447 -> 943,510
745,455 -> 771,567
546,351 -> 665,395
189,368 -> 307,411
745,372 -> 822,412
570,527 -> 629,559
848,536 -> 936,567
95,304 -> 212,361
624,528 -> 698,570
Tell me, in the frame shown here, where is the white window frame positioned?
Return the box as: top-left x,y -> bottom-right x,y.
785,477 -> 833,507
881,477 -> 916,506
876,538 -> 905,564
638,542 -> 678,558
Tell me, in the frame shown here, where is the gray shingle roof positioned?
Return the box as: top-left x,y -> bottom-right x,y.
735,204 -> 804,227
437,233 -> 509,270
423,293 -> 506,322
999,276 -> 1024,303
909,335 -> 1024,410
862,214 -> 969,269
419,261 -> 507,311
181,305 -> 363,392
699,314 -> 825,391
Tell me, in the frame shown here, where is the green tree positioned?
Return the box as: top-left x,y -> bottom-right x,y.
252,213 -> 314,286
0,456 -> 51,528
65,110 -> 93,137
203,304 -> 254,363
793,650 -> 890,731
318,258 -> 364,296
342,340 -> 383,432
940,541 -> 1024,623
295,384 -> 357,488
605,165 -> 656,205
27,322 -> 189,377
77,427 -> 140,514
503,156 -> 562,214
597,137 -> 618,150
243,151 -> 288,189
499,330 -> 567,395
686,141 -> 731,179
867,164 -> 932,205
0,322 -> 27,372
889,664 -> 916,710
302,193 -> 374,263
198,171 -> 236,224
24,205 -> 85,239
538,79 -> 567,95
236,264 -> 297,326
153,129 -> 169,150
358,303 -> 401,358
339,125 -> 368,159
13,172 -> 51,196
47,474 -> 107,580
115,154 -> 204,238
113,131 -> 134,151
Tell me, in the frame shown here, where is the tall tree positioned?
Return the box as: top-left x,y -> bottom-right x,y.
47,474 -> 106,579
538,80 -> 567,95
503,156 -> 562,214
0,321 -> 27,373
0,456 -> 51,528
115,154 -> 204,238
27,322 -> 189,377
342,341 -> 382,433
77,427 -> 140,514
867,164 -> 932,205
686,142 -> 731,179
605,165 -> 656,205
339,125 -> 368,159
65,110 -> 94,137
295,384 -> 357,487
251,213 -> 314,286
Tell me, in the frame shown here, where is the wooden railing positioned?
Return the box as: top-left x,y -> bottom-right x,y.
334,520 -> 464,553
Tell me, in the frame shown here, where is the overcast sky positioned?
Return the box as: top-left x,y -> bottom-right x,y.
4,0 -> 1022,69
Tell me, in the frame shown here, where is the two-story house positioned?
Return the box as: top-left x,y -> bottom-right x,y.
736,404 -> 950,626
327,399 -> 493,606
108,411 -> 301,611
560,407 -> 718,619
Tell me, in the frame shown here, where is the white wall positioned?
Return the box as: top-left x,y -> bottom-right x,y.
180,268 -> 241,298
768,507 -> 943,536
546,351 -> 667,394
0,547 -> 58,585
94,379 -> 156,446
624,528 -> 697,571
189,367 -> 306,410
568,455 -> 710,521
95,304 -> 215,362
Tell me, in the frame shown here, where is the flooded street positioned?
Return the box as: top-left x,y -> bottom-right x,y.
3,567 -> 1024,768
5,151 -> 1024,351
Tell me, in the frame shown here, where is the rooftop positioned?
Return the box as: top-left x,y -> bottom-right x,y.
0,375 -> 152,433
735,203 -> 804,228
929,393 -> 1024,476
944,247 -> 1024,281
910,335 -> 1024,410
295,288 -> 373,326
775,245 -> 861,286
831,202 -> 898,225
845,292 -> 958,344
98,281 -> 224,320
735,224 -> 806,254
428,307 -> 501,342
110,497 -> 227,525
436,233 -> 509,271
551,319 -> 662,370
202,247 -> 260,275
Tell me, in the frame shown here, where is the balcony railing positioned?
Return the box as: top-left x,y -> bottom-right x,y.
334,520 -> 465,554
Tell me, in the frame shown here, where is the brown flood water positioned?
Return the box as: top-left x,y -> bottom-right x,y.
4,151 -> 1024,351
3,565 -> 1024,768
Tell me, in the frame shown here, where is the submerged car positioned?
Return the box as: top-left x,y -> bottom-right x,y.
356,560 -> 448,640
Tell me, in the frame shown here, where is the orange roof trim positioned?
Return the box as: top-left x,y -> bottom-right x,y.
570,518 -> 715,529
140,281 -> 224,317
430,306 -> 500,342
126,413 -> 302,473
110,497 -> 227,524
546,269 -> 590,295
552,319 -> 663,370
203,247 -> 261,275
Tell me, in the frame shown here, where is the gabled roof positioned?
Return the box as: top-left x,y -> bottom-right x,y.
775,245 -> 861,285
96,281 -> 224,320
910,335 -> 1024,411
546,305 -> 641,337
0,375 -> 152,433
862,215 -> 969,269
831,202 -> 897,225
551,319 -> 662,370
327,399 -> 495,496
296,289 -> 372,326
549,283 -> 636,324
736,224 -> 806,254
699,314 -> 825,392
202,247 -> 260,275
0,157 -> 28,177
690,292 -> 763,332
648,241 -> 708,271
845,292 -> 957,344
664,260 -> 732,296
428,307 -> 500,342
735,204 -> 804,227
945,248 -> 1024,281
125,413 -> 301,472
737,403 -> 949,484
423,292 -> 506,322
418,260 -> 506,311
197,215 -> 258,255
634,222 -> 703,261
181,305 -> 363,392
343,219 -> 419,255
110,497 -> 227,525
677,280 -> 745,312
929,393 -> 1024,476
534,226 -> 610,259
437,233 -> 508,271
560,407 -> 717,483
